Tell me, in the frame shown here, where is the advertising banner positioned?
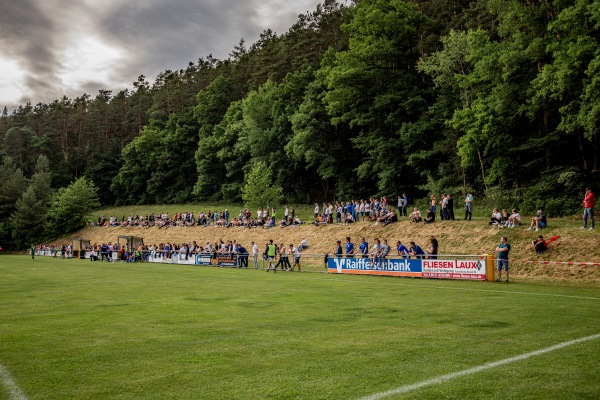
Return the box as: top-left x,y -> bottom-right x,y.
327,257 -> 422,277
195,254 -> 238,267
421,259 -> 486,280
328,256 -> 487,280
215,254 -> 238,267
195,254 -> 214,265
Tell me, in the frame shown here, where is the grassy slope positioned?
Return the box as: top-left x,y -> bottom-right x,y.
1,256 -> 599,399
62,205 -> 600,283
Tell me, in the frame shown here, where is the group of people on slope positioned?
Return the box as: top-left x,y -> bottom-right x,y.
488,208 -> 524,228
313,197 -> 398,225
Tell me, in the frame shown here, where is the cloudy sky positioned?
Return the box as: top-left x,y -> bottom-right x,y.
0,0 -> 326,109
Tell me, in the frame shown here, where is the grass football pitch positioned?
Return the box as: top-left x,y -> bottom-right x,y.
1,255 -> 599,399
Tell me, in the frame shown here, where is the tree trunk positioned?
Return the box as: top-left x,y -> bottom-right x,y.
476,147 -> 488,191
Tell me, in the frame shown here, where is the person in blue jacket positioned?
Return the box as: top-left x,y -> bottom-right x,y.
409,241 -> 425,259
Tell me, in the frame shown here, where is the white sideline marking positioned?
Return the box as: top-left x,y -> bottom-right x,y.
359,333 -> 600,400
0,363 -> 28,400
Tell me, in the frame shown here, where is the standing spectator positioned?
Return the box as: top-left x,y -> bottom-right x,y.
345,237 -> 355,257
274,243 -> 291,270
359,237 -> 369,258
334,240 -> 343,257
440,194 -> 448,220
409,242 -> 425,259
396,241 -> 409,258
464,192 -> 473,221
237,243 -> 249,268
397,195 -> 403,215
290,244 -> 301,271
427,237 -> 439,259
364,200 -> 371,221
380,239 -> 391,263
401,193 -> 408,217
265,240 -> 277,272
429,194 -> 437,222
447,193 -> 455,220
370,238 -> 381,268
582,187 -> 595,230
251,241 -> 259,268
30,243 -> 35,260
495,236 -> 511,282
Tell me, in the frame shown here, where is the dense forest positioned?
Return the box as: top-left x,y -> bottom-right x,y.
0,0 -> 598,248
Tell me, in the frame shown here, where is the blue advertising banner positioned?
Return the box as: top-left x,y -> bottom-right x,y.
327,256 -> 487,280
327,256 -> 423,277
195,254 -> 214,265
195,254 -> 238,267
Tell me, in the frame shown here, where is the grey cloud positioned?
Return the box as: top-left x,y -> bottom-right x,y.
98,0 -> 261,84
2,0 -> 323,107
0,0 -> 64,102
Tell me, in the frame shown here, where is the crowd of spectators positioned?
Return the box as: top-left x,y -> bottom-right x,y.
330,236 -> 439,267
34,244 -> 72,258
312,197 -> 399,226
95,208 -> 305,229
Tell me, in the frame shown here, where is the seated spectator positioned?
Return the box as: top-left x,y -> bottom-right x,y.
423,208 -> 435,224
527,210 -> 547,232
507,209 -> 522,228
382,210 -> 397,226
89,249 -> 99,261
279,218 -> 288,228
292,216 -> 302,225
532,235 -> 547,254
264,217 -> 275,229
298,237 -> 309,252
489,208 -> 502,225
409,207 -> 422,223
500,209 -> 509,225
344,213 -> 355,225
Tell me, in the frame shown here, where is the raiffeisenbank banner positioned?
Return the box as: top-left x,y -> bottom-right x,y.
327,257 -> 486,280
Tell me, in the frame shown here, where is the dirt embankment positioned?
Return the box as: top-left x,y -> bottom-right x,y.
64,220 -> 600,282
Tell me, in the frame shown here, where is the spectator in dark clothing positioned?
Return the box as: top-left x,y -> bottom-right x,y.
532,236 -> 547,254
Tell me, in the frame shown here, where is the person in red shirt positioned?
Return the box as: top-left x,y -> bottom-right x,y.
582,187 -> 595,230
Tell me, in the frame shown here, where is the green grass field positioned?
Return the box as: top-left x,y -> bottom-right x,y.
1,255 -> 599,399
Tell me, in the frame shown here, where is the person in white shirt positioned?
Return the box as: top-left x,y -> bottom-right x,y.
507,209 -> 522,228
409,207 -> 422,223
370,238 -> 381,268
251,241 -> 259,268
298,237 -> 308,252
489,208 -> 502,225
290,244 -> 301,271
